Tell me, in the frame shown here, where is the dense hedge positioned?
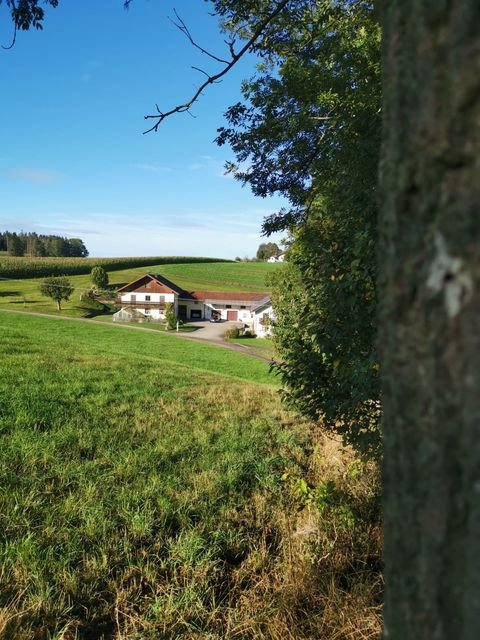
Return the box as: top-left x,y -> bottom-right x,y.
0,256 -> 230,280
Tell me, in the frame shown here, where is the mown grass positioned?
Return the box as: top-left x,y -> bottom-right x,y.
0,312 -> 382,639
228,337 -> 277,360
90,315 -> 198,333
107,261 -> 280,292
0,261 -> 279,317
0,313 -> 275,385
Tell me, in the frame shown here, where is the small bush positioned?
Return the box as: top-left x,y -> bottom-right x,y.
91,265 -> 109,289
224,327 -> 241,339
78,293 -> 109,317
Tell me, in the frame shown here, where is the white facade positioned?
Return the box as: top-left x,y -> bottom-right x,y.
251,300 -> 275,337
119,291 -> 176,321
120,292 -> 175,304
117,274 -> 269,326
267,254 -> 285,263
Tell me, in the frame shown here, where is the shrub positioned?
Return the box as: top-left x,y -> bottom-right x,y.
165,303 -> 178,330
91,265 -> 109,289
224,327 -> 241,339
78,293 -> 109,317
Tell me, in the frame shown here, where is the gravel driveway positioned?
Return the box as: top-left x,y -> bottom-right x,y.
182,320 -> 243,342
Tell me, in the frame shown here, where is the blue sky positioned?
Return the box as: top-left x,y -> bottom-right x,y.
0,0 -> 285,258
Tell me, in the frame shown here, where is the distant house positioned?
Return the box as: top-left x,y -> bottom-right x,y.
251,297 -> 275,338
267,254 -> 285,263
114,273 -> 269,323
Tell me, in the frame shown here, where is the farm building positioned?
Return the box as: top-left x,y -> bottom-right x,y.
116,273 -> 270,324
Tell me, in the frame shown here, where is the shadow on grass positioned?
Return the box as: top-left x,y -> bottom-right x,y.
0,291 -> 21,297
9,300 -> 32,304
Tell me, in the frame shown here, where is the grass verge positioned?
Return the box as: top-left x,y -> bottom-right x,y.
0,312 -> 381,639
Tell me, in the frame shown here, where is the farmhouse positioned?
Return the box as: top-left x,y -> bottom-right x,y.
114,273 -> 269,324
267,254 -> 285,263
251,297 -> 275,338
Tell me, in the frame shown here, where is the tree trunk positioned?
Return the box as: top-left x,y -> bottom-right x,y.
378,1 -> 480,638
57,300 -> 61,311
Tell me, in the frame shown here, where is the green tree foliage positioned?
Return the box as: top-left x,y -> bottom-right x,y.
256,242 -> 280,260
0,0 -> 59,31
91,265 -> 109,290
6,232 -> 24,256
217,0 -> 382,455
0,231 -> 88,257
39,276 -> 74,311
272,207 -> 379,457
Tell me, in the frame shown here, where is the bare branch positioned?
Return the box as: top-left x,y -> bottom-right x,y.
191,66 -> 213,80
1,0 -> 17,49
225,37 -> 236,59
143,0 -> 292,134
170,9 -> 229,65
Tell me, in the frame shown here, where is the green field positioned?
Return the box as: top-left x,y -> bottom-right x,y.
0,260 -> 280,317
229,337 -> 277,360
0,312 -> 381,639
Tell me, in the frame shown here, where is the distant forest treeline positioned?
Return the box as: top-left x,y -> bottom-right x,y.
0,232 -> 88,258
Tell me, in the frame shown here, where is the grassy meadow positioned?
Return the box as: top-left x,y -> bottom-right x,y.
0,312 -> 381,639
0,260 -> 279,317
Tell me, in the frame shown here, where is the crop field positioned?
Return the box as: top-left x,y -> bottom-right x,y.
0,256 -> 228,280
0,260 -> 280,317
0,312 -> 381,639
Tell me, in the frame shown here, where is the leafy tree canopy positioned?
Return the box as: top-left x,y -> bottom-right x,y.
39,275 -> 74,311
256,242 -> 280,260
91,265 -> 109,290
217,0 -> 381,455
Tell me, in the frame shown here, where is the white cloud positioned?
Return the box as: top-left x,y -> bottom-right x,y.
133,163 -> 173,175
6,168 -> 62,184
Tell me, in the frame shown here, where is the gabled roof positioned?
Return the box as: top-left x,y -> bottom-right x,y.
252,296 -> 272,314
117,273 -> 185,295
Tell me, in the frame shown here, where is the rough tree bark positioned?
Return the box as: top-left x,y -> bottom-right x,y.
379,1 -> 480,638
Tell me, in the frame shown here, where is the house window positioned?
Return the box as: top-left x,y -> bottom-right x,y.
145,295 -> 151,301
159,295 -> 165,303
240,305 -> 246,309
226,304 -> 232,309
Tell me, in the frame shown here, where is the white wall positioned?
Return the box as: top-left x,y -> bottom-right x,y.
120,292 -> 175,303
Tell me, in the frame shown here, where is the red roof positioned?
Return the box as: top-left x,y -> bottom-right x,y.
117,273 -> 184,295
182,291 -> 268,302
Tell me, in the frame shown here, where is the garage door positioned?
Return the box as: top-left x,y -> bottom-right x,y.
190,309 -> 202,320
227,310 -> 238,321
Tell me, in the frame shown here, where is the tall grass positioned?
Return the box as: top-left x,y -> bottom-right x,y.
0,256 -> 229,280
0,313 -> 382,638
